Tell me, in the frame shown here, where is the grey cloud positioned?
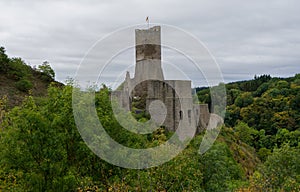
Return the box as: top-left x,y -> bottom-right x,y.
0,0 -> 299,86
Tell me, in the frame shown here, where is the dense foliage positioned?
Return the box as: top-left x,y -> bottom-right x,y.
0,84 -> 248,191
198,74 -> 300,150
198,74 -> 300,191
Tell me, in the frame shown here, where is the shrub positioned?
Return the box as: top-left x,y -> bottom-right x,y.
8,58 -> 32,80
15,78 -> 33,92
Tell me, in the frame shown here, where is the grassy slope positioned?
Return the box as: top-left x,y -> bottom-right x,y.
0,67 -> 62,108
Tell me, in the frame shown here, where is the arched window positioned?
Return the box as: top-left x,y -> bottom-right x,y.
179,110 -> 183,120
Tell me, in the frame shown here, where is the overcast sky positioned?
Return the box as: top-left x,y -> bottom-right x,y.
1,0 -> 300,87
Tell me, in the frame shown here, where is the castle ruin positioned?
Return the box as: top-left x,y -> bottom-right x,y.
113,26 -> 221,134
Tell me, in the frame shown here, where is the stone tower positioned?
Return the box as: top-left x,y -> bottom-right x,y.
134,26 -> 164,82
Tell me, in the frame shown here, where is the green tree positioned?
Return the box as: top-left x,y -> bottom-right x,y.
234,122 -> 258,146
0,47 -> 10,73
0,85 -> 108,191
234,92 -> 253,108
253,82 -> 269,97
257,147 -> 271,162
0,96 -> 70,191
276,80 -> 289,89
227,88 -> 241,105
250,144 -> 300,191
201,142 -> 244,191
38,61 -> 55,79
225,104 -> 241,127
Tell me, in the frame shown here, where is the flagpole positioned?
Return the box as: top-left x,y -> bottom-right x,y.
146,16 -> 149,29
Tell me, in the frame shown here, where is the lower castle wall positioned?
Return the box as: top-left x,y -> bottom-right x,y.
112,77 -> 221,135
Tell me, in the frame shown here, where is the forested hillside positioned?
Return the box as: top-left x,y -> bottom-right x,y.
0,48 -> 299,191
198,74 -> 300,190
198,74 -> 300,153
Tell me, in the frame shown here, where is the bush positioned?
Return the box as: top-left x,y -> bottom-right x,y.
7,58 -> 32,80
15,79 -> 33,92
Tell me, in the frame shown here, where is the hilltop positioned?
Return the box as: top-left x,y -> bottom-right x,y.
0,47 -> 62,108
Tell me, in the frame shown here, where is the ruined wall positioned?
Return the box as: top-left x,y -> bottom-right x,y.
146,80 -> 178,132
146,80 -> 196,136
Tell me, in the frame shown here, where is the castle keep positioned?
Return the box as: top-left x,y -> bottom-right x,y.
113,26 -> 220,133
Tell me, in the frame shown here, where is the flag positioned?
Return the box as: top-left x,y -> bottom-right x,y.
146,16 -> 149,22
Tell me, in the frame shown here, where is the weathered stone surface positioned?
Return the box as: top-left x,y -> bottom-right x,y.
135,26 -> 164,82
136,44 -> 161,61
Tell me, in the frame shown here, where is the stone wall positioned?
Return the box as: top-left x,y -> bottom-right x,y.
146,80 -> 196,134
